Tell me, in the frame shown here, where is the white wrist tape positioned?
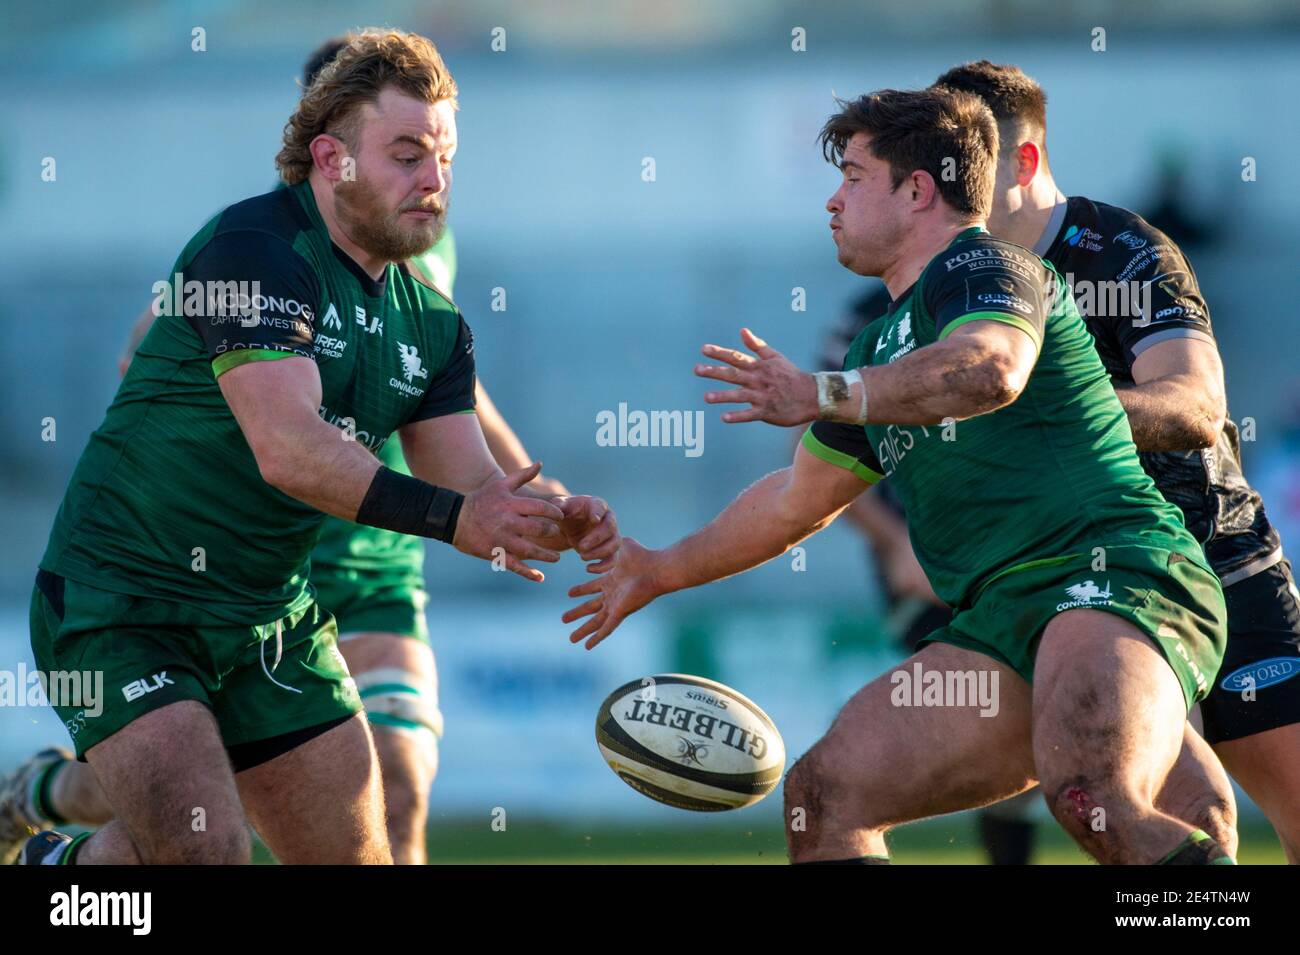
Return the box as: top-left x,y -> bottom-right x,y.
814,369 -> 869,424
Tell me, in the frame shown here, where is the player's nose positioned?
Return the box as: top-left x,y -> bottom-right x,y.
417,162 -> 448,195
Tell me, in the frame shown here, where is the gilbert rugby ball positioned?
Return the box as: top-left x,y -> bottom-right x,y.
595,673 -> 785,811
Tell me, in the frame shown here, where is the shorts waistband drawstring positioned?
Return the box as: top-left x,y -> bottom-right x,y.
259,617 -> 302,695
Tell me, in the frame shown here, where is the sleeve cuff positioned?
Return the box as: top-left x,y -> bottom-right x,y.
800,428 -> 884,485
938,310 -> 1042,351
406,403 -> 477,424
1129,326 -> 1216,358
212,348 -> 306,377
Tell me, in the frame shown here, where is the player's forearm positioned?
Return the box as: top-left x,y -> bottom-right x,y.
653,468 -> 840,595
849,338 -> 1026,426
1115,378 -> 1225,451
270,427 -> 466,544
256,416 -> 386,520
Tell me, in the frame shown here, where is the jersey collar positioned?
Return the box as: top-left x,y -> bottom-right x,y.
948,225 -> 987,247
1032,193 -> 1070,256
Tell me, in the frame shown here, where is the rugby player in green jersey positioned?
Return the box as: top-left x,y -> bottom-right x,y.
7,30 -> 616,866
565,87 -> 1234,864
830,61 -> 1299,863
0,35 -> 592,867
928,62 -> 1300,862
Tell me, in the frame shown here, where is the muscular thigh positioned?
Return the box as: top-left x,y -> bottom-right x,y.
235,712 -> 390,864
84,700 -> 244,863
1032,608 -> 1188,799
802,642 -> 1035,829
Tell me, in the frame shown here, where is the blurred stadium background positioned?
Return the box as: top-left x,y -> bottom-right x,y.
1,0 -> 1297,862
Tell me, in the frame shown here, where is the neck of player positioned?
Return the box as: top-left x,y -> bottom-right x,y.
881,218 -> 982,300
309,174 -> 391,281
997,175 -> 1065,251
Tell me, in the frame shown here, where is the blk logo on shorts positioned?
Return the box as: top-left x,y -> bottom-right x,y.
121,672 -> 175,702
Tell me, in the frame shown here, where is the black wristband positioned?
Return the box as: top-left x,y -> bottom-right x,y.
355,466 -> 465,543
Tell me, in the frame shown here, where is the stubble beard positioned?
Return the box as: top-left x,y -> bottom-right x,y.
335,177 -> 446,262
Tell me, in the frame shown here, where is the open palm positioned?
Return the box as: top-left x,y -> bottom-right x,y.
561,537 -> 661,649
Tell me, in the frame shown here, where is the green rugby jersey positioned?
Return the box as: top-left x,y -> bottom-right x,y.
41,182 -> 476,625
804,227 -> 1201,609
309,226 -> 458,582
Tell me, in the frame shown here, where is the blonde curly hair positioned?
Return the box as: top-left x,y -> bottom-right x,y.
276,29 -> 458,185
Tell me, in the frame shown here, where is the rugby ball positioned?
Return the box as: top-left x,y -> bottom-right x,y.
595,674 -> 785,811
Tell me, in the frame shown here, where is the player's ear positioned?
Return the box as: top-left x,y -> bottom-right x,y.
1016,142 -> 1040,186
308,133 -> 348,183
909,169 -> 939,210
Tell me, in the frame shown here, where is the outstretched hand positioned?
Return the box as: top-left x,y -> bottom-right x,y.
695,328 -> 820,427
561,537 -> 661,649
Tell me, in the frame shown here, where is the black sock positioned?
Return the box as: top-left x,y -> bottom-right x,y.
978,813 -> 1036,865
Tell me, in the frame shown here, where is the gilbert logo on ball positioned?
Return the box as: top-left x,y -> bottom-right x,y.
595,674 -> 785,811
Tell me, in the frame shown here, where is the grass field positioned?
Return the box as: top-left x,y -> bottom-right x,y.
249,813 -> 1290,864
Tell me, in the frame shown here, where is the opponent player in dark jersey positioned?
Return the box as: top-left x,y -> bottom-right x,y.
565,87 -> 1237,864
0,34 -> 589,867
8,30 -> 616,866
922,61 -> 1296,861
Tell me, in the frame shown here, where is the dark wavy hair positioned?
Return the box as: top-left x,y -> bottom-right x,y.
819,87 -> 999,221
